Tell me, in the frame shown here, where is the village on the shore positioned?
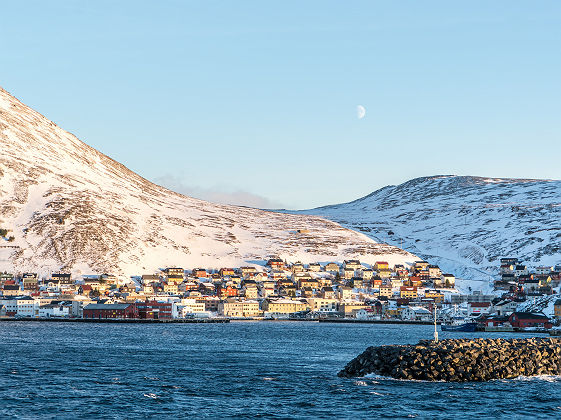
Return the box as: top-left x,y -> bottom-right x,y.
0,257 -> 560,331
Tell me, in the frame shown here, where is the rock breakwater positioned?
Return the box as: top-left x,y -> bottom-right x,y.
338,338 -> 561,381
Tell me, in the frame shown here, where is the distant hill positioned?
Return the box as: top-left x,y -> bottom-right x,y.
297,175 -> 561,280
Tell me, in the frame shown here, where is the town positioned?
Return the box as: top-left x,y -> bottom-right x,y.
0,257 -> 560,332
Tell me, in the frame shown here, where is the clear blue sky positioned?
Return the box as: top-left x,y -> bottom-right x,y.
1,1 -> 559,209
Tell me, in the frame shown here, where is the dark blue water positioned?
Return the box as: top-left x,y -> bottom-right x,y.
1,322 -> 560,419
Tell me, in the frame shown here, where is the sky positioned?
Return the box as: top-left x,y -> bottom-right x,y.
1,1 -> 560,209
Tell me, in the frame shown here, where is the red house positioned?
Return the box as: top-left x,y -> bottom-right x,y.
192,268 -> 208,278
137,300 -> 173,319
508,312 -> 552,330
83,303 -> 138,319
218,285 -> 239,298
266,259 -> 285,270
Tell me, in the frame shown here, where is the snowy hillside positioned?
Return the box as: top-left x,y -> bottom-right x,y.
0,87 -> 414,276
297,175 -> 561,280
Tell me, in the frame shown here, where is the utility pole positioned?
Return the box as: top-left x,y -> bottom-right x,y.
433,305 -> 439,343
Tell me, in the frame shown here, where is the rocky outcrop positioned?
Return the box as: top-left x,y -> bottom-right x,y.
338,338 -> 561,382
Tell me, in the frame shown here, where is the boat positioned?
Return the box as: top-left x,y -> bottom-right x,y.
441,317 -> 478,332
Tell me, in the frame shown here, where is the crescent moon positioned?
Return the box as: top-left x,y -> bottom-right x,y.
357,105 -> 366,119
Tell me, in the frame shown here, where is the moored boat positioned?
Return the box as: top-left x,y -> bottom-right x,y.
441,317 -> 478,332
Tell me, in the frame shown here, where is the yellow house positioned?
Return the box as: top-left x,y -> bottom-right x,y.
306,298 -> 338,313
424,290 -> 444,303
379,285 -> 393,298
554,299 -> 561,319
163,282 -> 178,294
400,286 -> 418,299
339,302 -> 366,317
219,300 -> 262,318
244,286 -> 259,299
262,298 -> 308,314
374,261 -> 389,271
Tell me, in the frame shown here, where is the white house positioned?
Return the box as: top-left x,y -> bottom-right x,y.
39,304 -> 70,318
401,306 -> 432,321
535,266 -> 553,275
467,302 -> 492,317
16,297 -> 39,317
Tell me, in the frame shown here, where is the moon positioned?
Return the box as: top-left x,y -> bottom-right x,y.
357,105 -> 366,119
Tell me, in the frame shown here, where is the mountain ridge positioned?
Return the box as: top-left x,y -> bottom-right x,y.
0,86 -> 414,276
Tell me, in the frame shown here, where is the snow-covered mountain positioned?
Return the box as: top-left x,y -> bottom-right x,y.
0,87 -> 414,276
298,175 -> 561,280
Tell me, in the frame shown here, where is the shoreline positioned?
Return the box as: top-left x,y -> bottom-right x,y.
0,317 -> 229,324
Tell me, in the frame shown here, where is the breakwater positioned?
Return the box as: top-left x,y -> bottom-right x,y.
338,337 -> 561,381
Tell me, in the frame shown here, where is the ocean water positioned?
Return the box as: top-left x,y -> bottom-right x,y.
1,321 -> 560,419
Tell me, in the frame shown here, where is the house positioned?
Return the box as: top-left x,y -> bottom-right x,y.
16,296 -> 39,317
23,275 -> 39,291
240,266 -> 258,277
321,287 -> 335,299
52,273 -> 72,284
343,260 -> 362,271
306,298 -> 338,313
554,299 -> 561,320
424,290 -> 445,303
266,259 -> 284,270
400,286 -> 417,299
391,277 -> 403,288
176,299 -> 207,317
514,265 -> 529,277
137,300 -> 173,319
439,274 -> 455,288
378,285 -> 393,298
38,303 -> 70,318
219,299 -> 262,318
2,284 -> 21,297
492,299 -> 518,316
78,284 -> 93,296
244,284 -> 260,299
141,274 -> 160,285
338,286 -> 353,300
508,312 -> 552,330
219,268 -> 236,277
467,302 -> 492,317
360,268 -> 374,280
262,298 -> 307,317
374,261 -> 389,271
192,268 -> 208,278
481,315 -> 512,328
83,303 -> 138,319
198,282 -> 216,295
342,268 -> 355,280
500,264 -> 515,275
522,278 -> 540,292
413,261 -> 429,271
401,306 -> 432,321
164,267 -> 184,277
308,263 -> 321,272
324,263 -> 340,274
428,265 -> 441,278
120,283 -> 137,293
340,302 -> 367,318
162,282 -> 178,294
535,266 -> 553,275
500,257 -> 519,265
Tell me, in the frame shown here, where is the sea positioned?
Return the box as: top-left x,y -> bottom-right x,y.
1,321 -> 560,419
